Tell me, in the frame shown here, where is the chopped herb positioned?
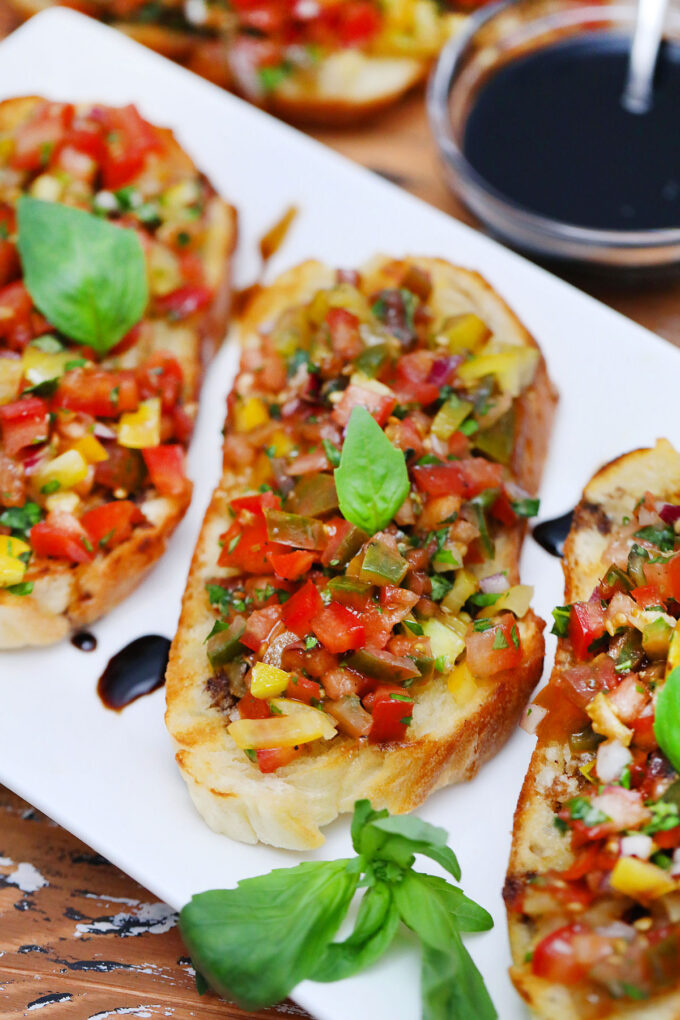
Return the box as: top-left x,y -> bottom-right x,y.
99,528 -> 115,549
40,480 -> 61,495
390,693 -> 413,702
511,498 -> 540,518
566,797 -> 609,827
322,438 -> 341,467
416,454 -> 442,466
634,524 -> 676,552
269,701 -> 284,716
551,605 -> 572,638
305,635 -> 319,650
244,748 -> 257,762
641,800 -> 680,835
258,61 -> 293,93
227,533 -> 242,554
510,624 -> 520,649
434,655 -> 447,673
7,581 -> 34,596
0,502 -> 42,538
429,575 -> 453,601
468,592 -> 501,607
553,816 -> 569,835
459,419 -> 478,436
492,629 -> 509,650
64,358 -> 88,370
403,620 -> 424,636
82,536 -> 94,553
473,618 -> 493,632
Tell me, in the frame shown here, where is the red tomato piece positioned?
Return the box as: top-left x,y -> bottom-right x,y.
239,690 -> 272,719
569,600 -> 606,660
337,1 -> 382,45
0,281 -> 34,350
331,383 -> 397,428
413,458 -> 504,499
556,656 -> 617,709
368,689 -> 413,743
531,924 -> 612,985
393,351 -> 440,406
136,353 -> 183,411
142,445 -> 188,497
94,445 -> 146,494
266,549 -> 316,581
100,104 -> 159,189
256,746 -> 302,773
230,491 -> 281,517
218,516 -> 285,574
644,552 -> 680,603
321,517 -> 359,568
490,491 -> 517,526
0,396 -> 49,456
630,584 -> 664,608
155,285 -> 213,321
325,307 -> 362,359
465,613 -> 522,677
11,101 -> 74,171
0,206 -> 19,289
54,368 -> 139,418
30,514 -> 94,564
286,674 -> 323,705
240,605 -> 284,653
282,579 -> 323,637
82,500 -> 145,548
312,601 -> 366,654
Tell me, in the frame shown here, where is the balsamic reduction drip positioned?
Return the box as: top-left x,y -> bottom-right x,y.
97,635 -> 170,711
532,511 -> 574,558
71,631 -> 97,652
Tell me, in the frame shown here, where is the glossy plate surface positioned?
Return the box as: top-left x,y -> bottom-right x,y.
0,13 -> 678,1018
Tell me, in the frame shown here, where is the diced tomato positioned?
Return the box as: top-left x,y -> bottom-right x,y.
11,101 -> 74,171
385,415 -> 425,460
569,599 -> 606,660
62,125 -> 107,164
644,552 -> 680,603
325,307 -> 362,359
142,445 -> 188,497
336,1 -> 382,46
266,549 -> 316,581
171,405 -> 194,444
240,604 -> 284,653
136,353 -> 183,411
490,491 -> 517,527
94,445 -> 146,494
368,688 -> 413,743
256,746 -> 302,773
320,517 -> 358,568
54,368 -> 139,418
282,579 -> 323,637
30,514 -> 94,564
82,500 -> 145,549
331,383 -> 396,428
0,396 -> 49,456
555,656 -> 616,709
393,351 -> 440,406
155,285 -> 213,321
286,674 -> 323,705
448,430 -> 472,459
413,458 -> 504,499
239,690 -> 272,719
653,825 -> 680,850
312,601 -> 366,654
218,515 -> 285,574
0,206 -> 19,288
0,281 -> 34,350
465,613 -> 522,677
230,492 -> 281,517
630,584 -> 664,608
287,448 -> 331,476
379,584 -> 420,621
100,104 -> 159,189
532,924 -> 614,985
630,709 -> 657,750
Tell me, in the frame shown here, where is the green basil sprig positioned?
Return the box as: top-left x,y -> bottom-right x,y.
17,196 -> 148,354
655,665 -> 680,772
334,406 -> 410,535
180,800 -> 496,1020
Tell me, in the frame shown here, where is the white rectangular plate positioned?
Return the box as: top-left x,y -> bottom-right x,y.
1,12 -> 678,1019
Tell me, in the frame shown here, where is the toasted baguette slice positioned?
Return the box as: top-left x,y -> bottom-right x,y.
506,439 -> 680,1018
0,97 -> 236,648
166,255 -> 556,849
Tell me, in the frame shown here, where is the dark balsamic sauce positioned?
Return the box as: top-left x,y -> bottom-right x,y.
97,635 -> 170,711
532,511 -> 574,558
463,34 -> 680,231
71,631 -> 97,652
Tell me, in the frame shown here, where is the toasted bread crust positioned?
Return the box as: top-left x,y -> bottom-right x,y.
0,97 -> 237,649
506,439 -> 680,1019
165,255 -> 556,849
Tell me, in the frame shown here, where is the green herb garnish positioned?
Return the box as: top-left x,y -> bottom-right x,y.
335,407 -> 409,536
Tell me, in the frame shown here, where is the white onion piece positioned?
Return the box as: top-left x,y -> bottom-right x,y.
520,704 -> 547,735
480,572 -> 510,594
638,506 -> 662,527
620,833 -> 653,860
594,921 -> 635,940
262,630 -> 299,668
672,849 -> 680,877
596,739 -> 633,783
93,422 -> 117,440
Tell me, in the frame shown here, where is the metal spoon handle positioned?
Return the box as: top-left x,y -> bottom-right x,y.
622,0 -> 669,114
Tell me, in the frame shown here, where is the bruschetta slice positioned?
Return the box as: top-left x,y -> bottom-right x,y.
506,439 -> 680,1018
0,97 -> 236,648
165,255 -> 556,849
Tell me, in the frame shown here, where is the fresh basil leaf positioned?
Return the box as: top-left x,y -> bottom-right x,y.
370,815 -> 461,881
335,406 -> 409,535
416,875 -> 493,932
421,937 -> 497,1020
194,970 -> 209,995
179,860 -> 358,1010
311,882 -> 400,983
17,196 -> 147,354
655,665 -> 680,772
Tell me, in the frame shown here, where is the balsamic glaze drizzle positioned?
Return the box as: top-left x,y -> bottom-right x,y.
71,631 -> 97,652
532,511 -> 574,559
97,635 -> 170,711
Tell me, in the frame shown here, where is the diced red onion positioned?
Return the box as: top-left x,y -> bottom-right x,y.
427,355 -> 462,386
660,503 -> 680,524
22,445 -> 49,473
520,703 -> 547,734
262,630 -> 299,668
480,572 -> 510,594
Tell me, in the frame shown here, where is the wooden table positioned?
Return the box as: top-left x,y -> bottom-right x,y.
2,19 -> 680,1018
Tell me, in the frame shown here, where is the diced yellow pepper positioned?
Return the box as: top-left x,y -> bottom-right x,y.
0,554 -> 26,587
228,701 -> 336,749
118,398 -> 161,449
162,179 -> 200,209
148,242 -> 182,297
447,661 -> 477,702
440,313 -> 490,354
458,346 -> 540,397
29,173 -> 62,201
667,618 -> 680,674
586,692 -> 633,746
268,429 -> 295,457
22,346 -> 74,386
421,617 -> 465,669
234,397 -> 269,433
251,451 -> 273,487
0,535 -> 30,559
73,434 -> 109,464
610,856 -> 676,900
36,449 -> 89,492
0,357 -> 23,405
250,662 -> 291,700
45,491 -> 80,514
441,568 -> 478,614
479,584 -> 534,620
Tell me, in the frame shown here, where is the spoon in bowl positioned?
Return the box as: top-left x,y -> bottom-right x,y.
622,0 -> 669,113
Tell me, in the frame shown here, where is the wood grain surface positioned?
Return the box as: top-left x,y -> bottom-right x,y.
2,9 -> 680,1018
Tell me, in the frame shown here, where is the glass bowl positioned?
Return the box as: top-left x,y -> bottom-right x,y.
427,0 -> 680,273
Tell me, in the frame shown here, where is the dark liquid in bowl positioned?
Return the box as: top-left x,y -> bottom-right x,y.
463,34 -> 680,231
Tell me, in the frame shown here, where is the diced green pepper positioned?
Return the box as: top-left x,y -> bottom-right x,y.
430,395 -> 474,441
642,616 -> 673,659
468,490 -> 498,559
409,652 -> 434,683
331,524 -> 369,568
627,543 -> 650,587
569,724 -> 604,753
359,539 -> 408,586
345,648 -> 420,683
473,408 -> 516,466
602,564 -> 633,594
614,627 -> 644,673
265,509 -> 325,549
287,474 -> 338,517
327,576 -> 373,598
207,619 -> 246,669
354,343 -> 392,378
